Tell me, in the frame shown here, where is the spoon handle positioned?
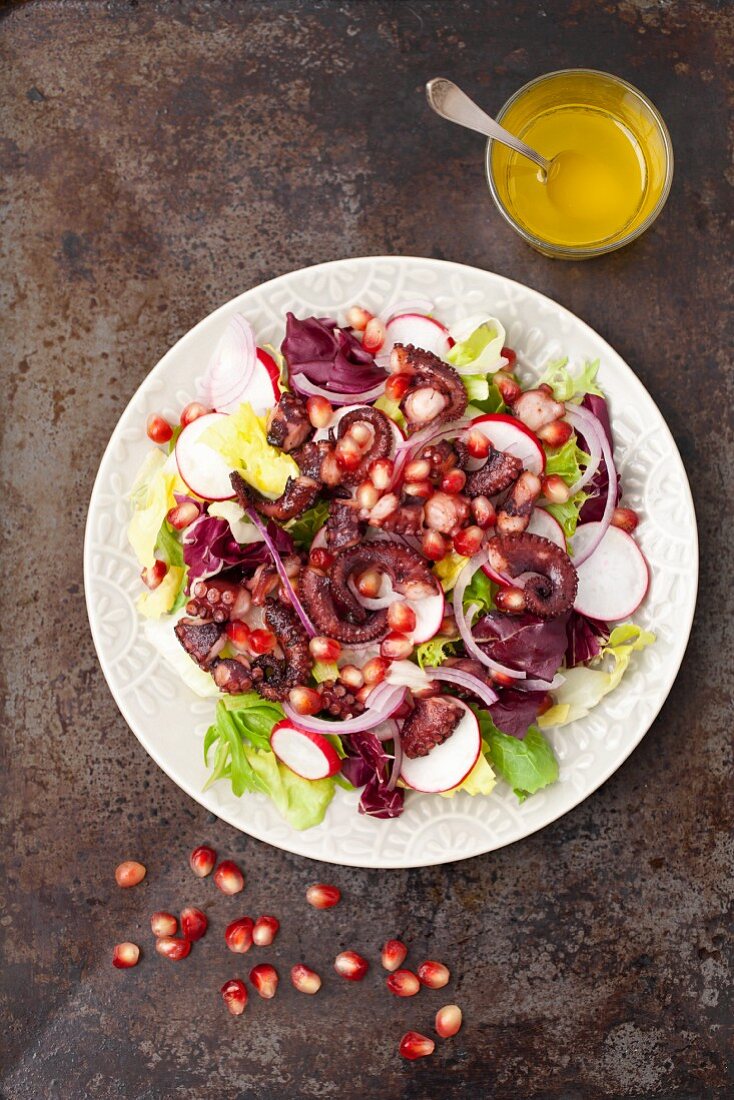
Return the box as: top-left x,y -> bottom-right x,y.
425,78 -> 551,175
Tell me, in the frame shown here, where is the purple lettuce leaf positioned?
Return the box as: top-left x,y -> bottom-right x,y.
359,777 -> 405,819
183,513 -> 293,585
281,313 -> 386,395
473,611 -> 569,683
489,689 -> 548,739
340,730 -> 405,819
578,394 -> 621,523
565,611 -> 610,667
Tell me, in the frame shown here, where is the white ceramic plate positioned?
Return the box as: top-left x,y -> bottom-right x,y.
84,257 -> 697,868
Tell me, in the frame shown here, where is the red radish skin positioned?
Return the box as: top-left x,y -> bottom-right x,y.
400,699 -> 481,794
212,348 -> 280,415
270,721 -> 341,780
175,412 -> 236,501
469,413 -> 546,475
572,523 -> 649,621
383,313 -> 453,360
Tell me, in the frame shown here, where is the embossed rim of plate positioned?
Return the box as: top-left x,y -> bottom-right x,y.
84,257 -> 698,868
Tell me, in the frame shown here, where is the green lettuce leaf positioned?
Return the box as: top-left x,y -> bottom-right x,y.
374,393 -> 407,430
470,706 -> 558,802
463,568 -> 495,614
546,492 -> 588,542
433,551 -> 470,593
286,499 -> 329,550
202,402 -> 299,497
465,381 -> 506,416
415,635 -> 459,669
446,317 -> 506,373
544,437 -> 590,485
312,660 -> 339,683
539,357 -> 603,402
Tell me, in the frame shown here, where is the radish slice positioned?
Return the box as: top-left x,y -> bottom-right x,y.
469,413 -> 545,475
270,720 -> 341,780
313,403 -> 403,453
400,698 -> 481,793
175,412 -> 235,501
527,508 -> 566,549
410,589 -> 445,644
382,313 -> 453,361
214,349 -> 280,415
572,522 -> 649,621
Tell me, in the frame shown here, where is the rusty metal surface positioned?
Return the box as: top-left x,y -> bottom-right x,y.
1,1 -> 732,1097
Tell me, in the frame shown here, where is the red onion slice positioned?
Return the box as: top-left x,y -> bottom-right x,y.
203,315 -> 257,409
424,666 -> 499,709
563,407 -> 602,496
387,724 -> 403,791
283,684 -> 407,735
291,373 -> 387,406
453,552 -> 526,680
565,407 -> 618,567
243,506 -> 316,638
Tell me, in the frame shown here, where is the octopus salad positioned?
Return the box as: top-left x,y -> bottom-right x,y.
128,301 -> 653,829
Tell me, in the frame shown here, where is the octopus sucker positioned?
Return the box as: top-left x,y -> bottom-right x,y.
390,344 -> 468,433
402,696 -> 463,759
174,619 -> 226,667
486,533 -> 578,619
334,406 -> 394,486
266,392 -> 314,453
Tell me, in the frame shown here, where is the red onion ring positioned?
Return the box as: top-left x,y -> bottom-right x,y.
563,407 -> 602,496
283,684 -> 407,734
387,724 -> 403,791
291,373 -> 387,406
452,552 -> 526,680
565,406 -> 618,567
203,314 -> 257,409
424,665 -> 499,709
243,506 -> 316,638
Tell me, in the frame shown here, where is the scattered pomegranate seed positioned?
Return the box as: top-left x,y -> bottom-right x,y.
334,951 -> 369,981
435,1003 -> 463,1038
369,457 -> 394,491
146,413 -> 173,444
150,911 -> 178,938
362,657 -> 389,686
381,939 -> 408,972
115,861 -> 146,888
441,468 -> 467,493
612,506 -> 639,533
471,495 -> 496,529
356,568 -> 382,598
417,960 -> 450,989
252,915 -> 280,947
339,664 -> 364,690
220,978 -> 248,1016
465,429 -> 491,459
180,906 -> 208,942
167,500 -> 200,530
404,458 -> 431,482
248,628 -> 276,656
112,942 -> 140,969
189,844 -> 216,878
309,546 -> 334,571
381,631 -> 413,661
288,686 -> 322,716
140,561 -> 167,590
356,480 -> 379,510
362,316 -> 386,353
214,860 -> 245,896
403,479 -> 433,499
335,438 -> 362,471
387,601 -> 417,634
369,492 -> 399,525
453,525 -> 485,557
346,305 -> 373,332
537,419 -> 573,448
385,373 -> 410,401
309,636 -> 341,662
155,936 -> 191,961
399,1031 -> 435,1060
494,372 -> 522,404
422,529 -> 448,562
386,969 -> 420,997
494,586 -> 525,614
225,916 -> 254,953
500,345 -> 517,369
180,401 -> 210,427
541,474 -> 571,503
306,883 -> 341,909
306,395 -> 333,429
250,963 -> 279,999
290,964 -> 322,994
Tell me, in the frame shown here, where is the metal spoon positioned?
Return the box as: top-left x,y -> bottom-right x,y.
425,77 -> 552,180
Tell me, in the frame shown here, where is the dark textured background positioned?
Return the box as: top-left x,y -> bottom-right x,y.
1,1 -> 732,1097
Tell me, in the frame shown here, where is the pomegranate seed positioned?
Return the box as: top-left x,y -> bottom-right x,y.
494,587 -> 525,614
387,601 -> 417,634
347,421 -> 373,449
356,481 -> 379,510
441,467 -> 466,493
309,636 -> 341,662
220,978 -> 248,1016
369,457 -> 394,491
541,474 -> 571,504
422,529 -> 448,562
440,613 -> 458,636
150,911 -> 177,938
180,906 -> 208,942
435,1003 -> 463,1038
309,547 -> 334,570
214,860 -> 245,896
385,373 -> 410,401
225,916 -> 254,953
386,969 -> 420,997
404,458 -> 431,482
362,657 -> 389,685
250,963 -> 279,999
362,316 -> 386,353
355,684 -> 374,705
490,667 -> 517,687
248,628 -> 276,655
494,372 -> 522,404
612,506 -> 639,533
180,401 -> 209,427
288,686 -> 322,716
146,413 -> 173,444
306,883 -> 341,909
453,525 -> 485,557
140,561 -> 167,590
225,620 -> 251,650
321,451 -> 342,487
290,964 -> 322,994
500,345 -> 517,369
335,438 -> 362,471
471,495 -> 497,528
537,419 -> 573,448
346,305 -> 373,332
381,631 -> 413,661
334,951 -> 369,981
339,664 -> 364,690
381,939 -> 408,971
537,692 -> 553,716
115,861 -> 146,888
356,568 -> 382,598
167,500 -> 200,529
400,1031 -> 435,1061
465,429 -> 491,459
155,936 -> 191,961
112,942 -> 140,969
417,960 -> 450,989
404,479 -> 433,499
369,493 -> 399,526
306,395 -> 333,429
189,844 -> 216,878
252,915 -> 280,947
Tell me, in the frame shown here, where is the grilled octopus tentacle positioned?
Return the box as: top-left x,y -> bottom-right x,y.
465,447 -> 523,498
496,471 -> 542,535
401,696 -> 463,759
326,499 -> 365,551
174,619 -> 226,667
186,577 -> 250,623
250,599 -> 313,701
486,533 -> 578,619
212,657 -> 253,694
334,406 -> 394,487
390,344 -> 468,433
230,454 -> 320,522
266,392 -> 314,453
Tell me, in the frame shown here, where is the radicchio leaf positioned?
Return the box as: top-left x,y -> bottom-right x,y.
489,689 -> 548,740
341,731 -> 405,819
473,611 -> 569,683
565,610 -> 610,667
183,514 -> 293,585
578,394 -> 621,522
281,313 -> 387,395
